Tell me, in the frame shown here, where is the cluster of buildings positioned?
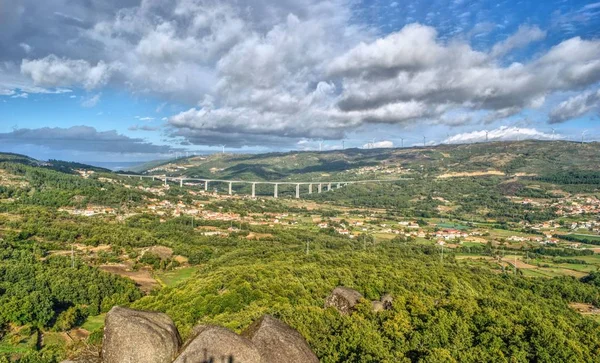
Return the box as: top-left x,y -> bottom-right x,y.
553,197 -> 600,216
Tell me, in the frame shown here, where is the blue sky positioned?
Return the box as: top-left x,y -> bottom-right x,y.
0,0 -> 599,162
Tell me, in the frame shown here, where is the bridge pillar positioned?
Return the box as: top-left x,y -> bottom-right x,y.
180,179 -> 183,188
140,176 -> 143,181
252,183 -> 256,198
318,183 -> 322,193
228,182 -> 232,195
274,184 -> 279,198
296,184 -> 300,199
204,180 -> 209,191
308,184 -> 312,194
152,176 -> 155,181
327,183 -> 331,191
164,177 -> 168,186
337,183 -> 341,189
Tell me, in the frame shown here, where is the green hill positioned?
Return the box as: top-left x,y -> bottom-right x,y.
136,141 -> 600,182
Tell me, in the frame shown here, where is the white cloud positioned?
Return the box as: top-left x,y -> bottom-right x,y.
81,93 -> 101,108
444,126 -> 556,144
0,89 -> 16,96
21,55 -> 111,90
490,25 -> 546,57
363,140 -> 394,148
19,42 -> 33,54
135,116 -> 155,121
549,89 -> 600,124
11,92 -> 29,99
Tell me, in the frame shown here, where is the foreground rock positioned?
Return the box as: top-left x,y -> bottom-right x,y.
242,315 -> 319,363
174,325 -> 262,363
102,306 -> 181,363
324,286 -> 363,315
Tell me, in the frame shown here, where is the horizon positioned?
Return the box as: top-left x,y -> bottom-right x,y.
4,138 -> 598,166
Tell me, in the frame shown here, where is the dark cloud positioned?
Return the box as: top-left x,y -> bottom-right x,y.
0,126 -> 177,154
549,89 -> 600,124
168,127 -> 301,149
128,124 -> 160,132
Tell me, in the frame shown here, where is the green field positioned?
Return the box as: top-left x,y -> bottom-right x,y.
436,222 -> 470,230
81,314 -> 106,332
155,267 -> 197,287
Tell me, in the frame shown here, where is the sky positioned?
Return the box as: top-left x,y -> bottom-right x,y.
0,0 -> 599,162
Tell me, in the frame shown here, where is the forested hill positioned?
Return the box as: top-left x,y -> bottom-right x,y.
0,152 -> 111,174
132,140 -> 600,182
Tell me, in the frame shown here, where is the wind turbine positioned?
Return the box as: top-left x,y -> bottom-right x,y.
318,140 -> 324,151
582,130 -> 589,144
485,131 -> 489,142
550,128 -> 556,140
370,138 -> 376,149
221,145 -> 225,154
423,136 -> 426,147
400,137 -> 404,148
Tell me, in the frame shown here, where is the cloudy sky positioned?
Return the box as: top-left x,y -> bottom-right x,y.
1,0 -> 599,162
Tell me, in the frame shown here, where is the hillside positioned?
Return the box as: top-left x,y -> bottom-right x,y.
133,141 -> 600,182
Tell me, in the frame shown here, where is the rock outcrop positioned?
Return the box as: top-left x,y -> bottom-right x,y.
242,315 -> 319,363
174,325 -> 262,363
381,293 -> 393,310
371,301 -> 385,312
324,286 -> 363,314
97,307 -> 318,363
324,287 -> 394,314
102,306 -> 181,363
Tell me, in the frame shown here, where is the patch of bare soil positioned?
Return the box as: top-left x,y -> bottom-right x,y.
99,264 -> 159,293
246,232 -> 273,240
465,237 -> 487,243
438,170 -> 505,178
501,257 -> 536,269
569,303 -> 600,315
173,255 -> 189,264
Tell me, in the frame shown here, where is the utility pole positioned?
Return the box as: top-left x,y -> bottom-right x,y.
423,136 -> 426,147
71,243 -> 74,268
440,243 -> 444,264
485,131 -> 489,142
306,240 -> 310,255
400,138 -> 404,148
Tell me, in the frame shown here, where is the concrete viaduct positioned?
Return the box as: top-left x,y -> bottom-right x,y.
121,174 -> 410,199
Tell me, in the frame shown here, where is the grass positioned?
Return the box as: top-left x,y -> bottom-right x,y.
461,242 -> 486,248
81,314 -> 106,332
155,267 -> 197,288
42,332 -> 67,347
0,341 -> 30,354
570,233 -> 600,241
436,222 -> 470,230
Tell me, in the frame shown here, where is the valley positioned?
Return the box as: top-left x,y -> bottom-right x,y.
1,141 -> 600,362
